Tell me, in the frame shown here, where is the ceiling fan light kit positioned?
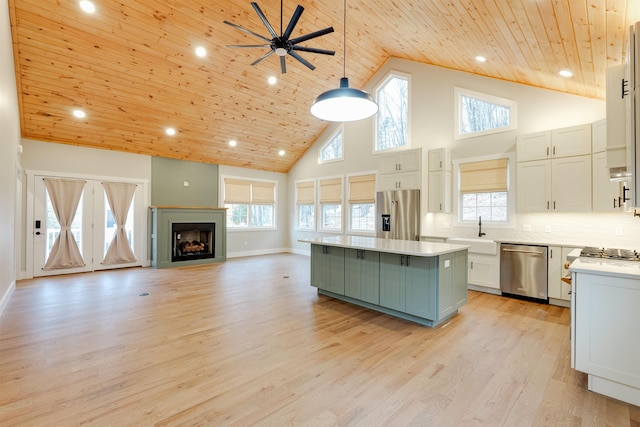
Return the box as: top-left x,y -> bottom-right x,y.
310,77 -> 378,122
310,0 -> 378,122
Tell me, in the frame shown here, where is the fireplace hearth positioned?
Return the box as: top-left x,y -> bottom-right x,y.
172,222 -> 215,262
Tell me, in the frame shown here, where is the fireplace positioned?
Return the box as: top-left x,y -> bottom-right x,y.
150,206 -> 227,269
172,222 -> 215,262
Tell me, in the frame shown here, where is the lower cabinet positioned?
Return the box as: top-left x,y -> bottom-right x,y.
548,246 -> 573,304
379,253 -> 437,318
467,253 -> 499,290
311,245 -> 345,295
345,249 -> 380,304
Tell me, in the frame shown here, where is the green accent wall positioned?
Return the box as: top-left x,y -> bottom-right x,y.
151,157 -> 219,206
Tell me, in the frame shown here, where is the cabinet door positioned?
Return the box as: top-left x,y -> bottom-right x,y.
345,249 -> 380,304
453,251 -> 468,309
428,171 -> 451,213
379,252 -> 406,311
405,256 -> 437,319
606,65 -> 627,169
591,119 -> 607,153
380,152 -> 402,174
517,160 -> 551,212
311,245 -> 345,294
547,246 -> 562,299
468,254 -> 499,289
428,148 -> 451,171
398,170 -> 421,189
517,131 -> 551,162
559,247 -> 573,301
551,155 -> 592,212
380,149 -> 421,174
593,151 -> 623,212
574,273 -> 640,387
551,124 -> 592,158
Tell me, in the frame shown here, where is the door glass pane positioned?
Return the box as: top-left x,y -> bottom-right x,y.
45,190 -> 83,260
104,193 -> 135,257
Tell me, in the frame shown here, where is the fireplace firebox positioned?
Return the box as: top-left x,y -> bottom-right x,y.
172,222 -> 215,262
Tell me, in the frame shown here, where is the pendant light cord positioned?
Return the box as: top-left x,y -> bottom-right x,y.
343,0 -> 347,78
280,0 -> 283,35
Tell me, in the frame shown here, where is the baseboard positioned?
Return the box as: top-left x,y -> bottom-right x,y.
227,248 -> 293,258
468,284 -> 501,295
0,280 -> 16,318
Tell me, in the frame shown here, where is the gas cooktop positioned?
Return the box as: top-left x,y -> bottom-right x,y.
579,247 -> 640,261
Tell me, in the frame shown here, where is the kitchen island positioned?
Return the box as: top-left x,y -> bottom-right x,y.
299,236 -> 469,327
570,258 -> 640,406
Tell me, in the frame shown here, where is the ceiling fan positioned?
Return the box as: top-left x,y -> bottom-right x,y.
224,1 -> 335,73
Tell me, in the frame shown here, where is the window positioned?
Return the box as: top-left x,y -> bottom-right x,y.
348,173 -> 376,233
375,73 -> 409,152
223,177 -> 276,229
454,87 -> 517,140
456,156 -> 514,226
319,127 -> 343,163
319,177 -> 343,231
296,180 -> 315,230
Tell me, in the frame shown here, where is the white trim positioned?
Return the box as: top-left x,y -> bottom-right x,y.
0,280 -> 16,318
227,248 -> 291,258
452,153 -> 517,229
453,87 -> 517,140
373,70 -> 411,153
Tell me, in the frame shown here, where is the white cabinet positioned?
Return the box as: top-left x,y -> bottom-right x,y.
517,155 -> 592,212
592,119 -> 607,153
572,272 -> 640,406
593,151 -> 625,212
378,148 -> 422,191
547,246 -> 572,305
517,124 -> 591,162
606,65 -> 627,170
427,148 -> 452,213
468,254 -> 500,291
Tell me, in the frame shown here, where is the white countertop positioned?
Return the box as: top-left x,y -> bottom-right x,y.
299,235 -> 469,257
569,258 -> 640,279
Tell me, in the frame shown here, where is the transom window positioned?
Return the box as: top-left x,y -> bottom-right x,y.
375,73 -> 409,152
454,87 -> 517,140
319,128 -> 343,163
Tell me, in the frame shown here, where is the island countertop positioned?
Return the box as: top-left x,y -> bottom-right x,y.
298,235 -> 469,257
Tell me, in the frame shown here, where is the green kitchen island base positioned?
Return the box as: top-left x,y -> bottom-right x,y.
300,236 -> 469,328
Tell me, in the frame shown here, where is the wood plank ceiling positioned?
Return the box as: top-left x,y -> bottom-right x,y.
8,0 -> 640,173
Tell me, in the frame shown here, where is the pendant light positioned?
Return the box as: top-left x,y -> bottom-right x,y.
310,0 -> 378,122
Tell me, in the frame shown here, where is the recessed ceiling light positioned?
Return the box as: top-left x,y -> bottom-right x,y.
79,0 -> 96,14
475,55 -> 487,63
559,69 -> 573,78
268,76 -> 277,85
278,150 -> 285,156
165,128 -> 176,136
195,46 -> 207,58
229,139 -> 237,147
72,109 -> 86,119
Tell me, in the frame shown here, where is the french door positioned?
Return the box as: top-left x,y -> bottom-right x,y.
30,173 -> 147,277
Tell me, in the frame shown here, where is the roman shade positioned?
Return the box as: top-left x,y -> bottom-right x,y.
459,158 -> 508,193
224,178 -> 251,204
319,178 -> 342,204
348,174 -> 376,204
251,181 -> 275,204
296,181 -> 315,205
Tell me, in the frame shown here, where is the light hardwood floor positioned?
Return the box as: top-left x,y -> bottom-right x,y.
1,254 -> 639,426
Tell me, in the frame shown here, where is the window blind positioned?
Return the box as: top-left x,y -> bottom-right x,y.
348,174 -> 376,204
459,158 -> 508,193
319,178 -> 342,204
251,181 -> 275,204
224,178 -> 251,204
296,181 -> 315,205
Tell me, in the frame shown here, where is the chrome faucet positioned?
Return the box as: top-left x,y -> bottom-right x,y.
478,216 -> 486,237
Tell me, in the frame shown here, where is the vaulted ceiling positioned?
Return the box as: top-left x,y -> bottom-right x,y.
8,0 -> 640,173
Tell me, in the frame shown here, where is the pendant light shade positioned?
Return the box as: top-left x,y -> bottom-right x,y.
310,77 -> 378,122
310,0 -> 378,122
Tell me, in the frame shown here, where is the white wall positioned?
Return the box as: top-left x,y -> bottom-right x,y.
287,57 -> 626,253
218,165 -> 289,257
0,0 -> 21,315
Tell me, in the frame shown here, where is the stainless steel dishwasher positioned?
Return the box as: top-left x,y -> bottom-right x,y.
500,243 -> 548,301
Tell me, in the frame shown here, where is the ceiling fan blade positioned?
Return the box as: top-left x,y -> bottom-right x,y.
288,51 -> 315,71
223,20 -> 271,43
282,5 -> 304,39
280,56 -> 287,74
227,44 -> 272,48
251,50 -> 275,66
250,2 -> 278,39
289,27 -> 334,45
291,46 -> 335,56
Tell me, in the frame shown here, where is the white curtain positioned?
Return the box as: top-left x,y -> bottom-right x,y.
102,182 -> 137,265
43,178 -> 86,270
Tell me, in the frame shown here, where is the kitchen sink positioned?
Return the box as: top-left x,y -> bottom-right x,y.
446,237 -> 498,255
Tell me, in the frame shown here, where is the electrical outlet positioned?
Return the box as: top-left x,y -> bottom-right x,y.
522,224 -> 532,231
244,240 -> 248,246
615,227 -> 623,236
443,222 -> 450,229
545,225 -> 551,233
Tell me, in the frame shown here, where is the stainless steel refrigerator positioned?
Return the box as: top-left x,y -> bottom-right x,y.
375,189 -> 421,241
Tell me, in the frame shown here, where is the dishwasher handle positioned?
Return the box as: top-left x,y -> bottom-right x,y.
502,248 -> 545,255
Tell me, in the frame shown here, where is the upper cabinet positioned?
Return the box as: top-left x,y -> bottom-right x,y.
516,124 -> 592,162
428,147 -> 452,171
427,148 -> 452,213
378,148 -> 422,190
606,64 -> 627,170
591,119 -> 607,154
